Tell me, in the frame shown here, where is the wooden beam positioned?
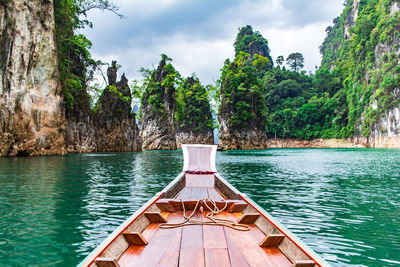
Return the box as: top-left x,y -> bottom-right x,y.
237,213 -> 260,224
292,260 -> 316,267
144,212 -> 168,223
229,201 -> 248,213
155,199 -> 175,212
122,232 -> 148,246
259,234 -> 285,247
95,257 -> 120,267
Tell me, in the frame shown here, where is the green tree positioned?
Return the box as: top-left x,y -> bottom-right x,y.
233,25 -> 273,67
175,76 -> 214,133
276,55 -> 284,66
54,0 -> 122,116
219,52 -> 268,130
140,54 -> 180,117
286,52 -> 304,72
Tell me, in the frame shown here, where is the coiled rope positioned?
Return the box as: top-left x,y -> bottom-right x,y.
159,198 -> 250,231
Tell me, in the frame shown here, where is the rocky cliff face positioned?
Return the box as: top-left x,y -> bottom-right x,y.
174,76 -> 214,148
66,61 -> 141,152
217,25 -> 269,150
321,0 -> 400,148
140,57 -> 177,150
218,123 -> 267,150
0,0 -> 66,156
175,130 -> 214,149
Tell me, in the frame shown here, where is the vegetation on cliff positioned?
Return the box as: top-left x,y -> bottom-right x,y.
139,54 -> 180,119
54,0 -> 121,117
218,26 -> 270,133
319,0 -> 400,137
218,25 -> 343,140
219,0 -> 399,141
175,76 -> 214,133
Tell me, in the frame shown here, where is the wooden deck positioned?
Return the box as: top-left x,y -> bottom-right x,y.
116,174 -> 292,267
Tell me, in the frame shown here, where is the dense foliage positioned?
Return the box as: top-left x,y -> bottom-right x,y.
219,51 -> 268,130
175,76 -> 214,133
54,0 -> 121,117
138,55 -> 215,131
139,54 -> 180,118
319,0 -> 400,137
218,25 -> 344,139
218,0 -> 399,140
234,25 -> 273,67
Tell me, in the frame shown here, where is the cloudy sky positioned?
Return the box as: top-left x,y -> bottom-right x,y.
81,0 -> 344,85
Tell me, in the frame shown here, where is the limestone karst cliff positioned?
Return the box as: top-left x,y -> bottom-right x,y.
0,0 -> 66,156
320,0 -> 400,147
218,26 -> 269,149
175,76 -> 214,148
66,61 -> 141,152
139,55 -> 177,150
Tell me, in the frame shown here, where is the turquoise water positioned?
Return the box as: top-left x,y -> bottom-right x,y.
0,149 -> 399,266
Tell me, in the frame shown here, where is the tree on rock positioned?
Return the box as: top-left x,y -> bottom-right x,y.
218,51 -> 268,149
139,54 -> 180,150
276,56 -> 284,66
175,76 -> 214,146
286,52 -> 304,72
234,25 -> 273,68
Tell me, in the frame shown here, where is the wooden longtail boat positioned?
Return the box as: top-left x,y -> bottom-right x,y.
79,144 -> 329,267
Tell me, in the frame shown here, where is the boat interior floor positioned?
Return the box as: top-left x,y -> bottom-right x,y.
115,174 -> 292,267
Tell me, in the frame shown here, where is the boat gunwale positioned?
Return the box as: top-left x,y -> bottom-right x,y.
215,172 -> 329,267
78,172 -> 185,267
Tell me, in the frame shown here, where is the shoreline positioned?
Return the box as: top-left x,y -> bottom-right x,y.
1,137 -> 399,158
265,138 -> 400,149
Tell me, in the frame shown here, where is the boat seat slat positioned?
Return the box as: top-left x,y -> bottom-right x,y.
95,257 -> 120,267
123,231 -> 148,246
144,212 -> 168,223
237,213 -> 260,224
155,199 -> 246,212
229,201 -> 248,213
259,234 -> 285,247
291,259 -> 316,267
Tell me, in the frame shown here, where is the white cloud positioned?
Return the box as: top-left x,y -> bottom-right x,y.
82,0 -> 344,84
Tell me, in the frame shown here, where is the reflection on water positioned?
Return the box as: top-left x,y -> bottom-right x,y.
0,149 -> 399,266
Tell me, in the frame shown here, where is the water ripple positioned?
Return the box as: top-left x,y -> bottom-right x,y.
0,149 -> 399,266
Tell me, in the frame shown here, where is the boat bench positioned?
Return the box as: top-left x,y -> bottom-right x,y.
155,198 -> 248,212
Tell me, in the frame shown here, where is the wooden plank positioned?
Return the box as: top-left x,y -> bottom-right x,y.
190,187 -> 209,200
122,232 -> 148,246
205,248 -> 230,267
223,212 -> 278,266
157,213 -> 183,267
224,228 -> 250,267
117,219 -> 164,265
292,260 -> 316,267
238,194 -> 327,266
162,172 -> 186,199
207,188 -> 224,201
117,245 -> 145,266
179,248 -> 205,267
127,213 -> 182,266
181,212 -> 203,249
260,234 -> 285,247
229,201 -> 248,213
186,174 -> 214,187
237,213 -> 260,224
156,199 -> 176,212
144,212 -> 167,223
176,187 -> 192,200
202,212 -> 227,249
95,258 -> 120,267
